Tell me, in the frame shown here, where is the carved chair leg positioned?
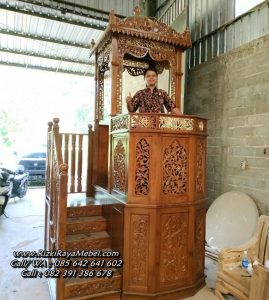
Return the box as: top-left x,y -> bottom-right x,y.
215,288 -> 226,300
215,280 -> 229,300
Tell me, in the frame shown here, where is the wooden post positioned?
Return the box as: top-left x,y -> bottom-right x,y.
56,163 -> 68,300
46,121 -> 53,196
175,49 -> 183,111
52,117 -> 60,135
110,36 -> 119,116
44,121 -> 53,250
86,124 -> 93,197
108,36 -> 120,193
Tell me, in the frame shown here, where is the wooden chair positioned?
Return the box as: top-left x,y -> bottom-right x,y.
215,215 -> 269,300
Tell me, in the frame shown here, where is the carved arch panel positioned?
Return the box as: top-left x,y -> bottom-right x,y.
117,36 -> 177,102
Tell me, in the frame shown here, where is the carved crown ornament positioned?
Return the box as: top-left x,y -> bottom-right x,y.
109,7 -> 192,48
90,6 -> 192,57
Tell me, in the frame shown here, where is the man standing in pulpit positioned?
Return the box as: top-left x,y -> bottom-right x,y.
126,68 -> 182,115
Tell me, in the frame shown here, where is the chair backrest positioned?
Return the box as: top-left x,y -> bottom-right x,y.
257,215 -> 269,264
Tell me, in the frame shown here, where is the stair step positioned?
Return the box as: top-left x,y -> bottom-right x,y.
67,216 -> 107,235
65,274 -> 121,299
67,205 -> 102,218
66,232 -> 111,251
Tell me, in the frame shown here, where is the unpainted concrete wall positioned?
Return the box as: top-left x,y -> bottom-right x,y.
185,34 -> 269,214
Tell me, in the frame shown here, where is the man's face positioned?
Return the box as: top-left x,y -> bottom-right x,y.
145,70 -> 157,87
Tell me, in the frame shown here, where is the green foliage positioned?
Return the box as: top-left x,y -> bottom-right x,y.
29,179 -> 45,187
74,103 -> 92,133
0,110 -> 21,147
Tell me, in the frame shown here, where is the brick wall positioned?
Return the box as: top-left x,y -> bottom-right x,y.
185,34 -> 269,214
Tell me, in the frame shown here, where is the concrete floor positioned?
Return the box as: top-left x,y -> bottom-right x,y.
0,188 -> 217,300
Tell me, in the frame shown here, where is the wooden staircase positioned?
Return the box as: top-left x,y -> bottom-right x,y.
45,119 -> 123,300
63,203 -> 122,300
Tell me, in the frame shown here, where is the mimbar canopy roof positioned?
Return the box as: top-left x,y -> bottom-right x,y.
91,6 -> 192,56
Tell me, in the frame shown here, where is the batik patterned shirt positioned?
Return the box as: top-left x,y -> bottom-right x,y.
130,87 -> 176,113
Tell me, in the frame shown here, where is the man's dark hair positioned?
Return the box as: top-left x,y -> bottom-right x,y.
143,68 -> 158,77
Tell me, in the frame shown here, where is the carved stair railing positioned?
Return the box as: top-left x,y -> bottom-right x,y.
59,124 -> 93,195
45,118 -> 68,300
45,118 -> 94,300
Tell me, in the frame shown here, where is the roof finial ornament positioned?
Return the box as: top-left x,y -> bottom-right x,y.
133,6 -> 141,16
90,39 -> 95,49
109,9 -> 117,24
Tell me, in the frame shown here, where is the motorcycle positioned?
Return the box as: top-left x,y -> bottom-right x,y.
0,166 -> 29,216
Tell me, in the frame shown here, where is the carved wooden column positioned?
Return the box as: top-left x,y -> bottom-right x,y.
175,48 -> 183,110
111,113 -> 207,300
110,36 -> 120,117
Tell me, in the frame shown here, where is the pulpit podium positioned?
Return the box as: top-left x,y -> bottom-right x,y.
108,113 -> 207,299
89,7 -> 207,299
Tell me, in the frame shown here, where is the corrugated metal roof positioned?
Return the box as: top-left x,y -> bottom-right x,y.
0,0 -> 138,76
63,0 -> 138,18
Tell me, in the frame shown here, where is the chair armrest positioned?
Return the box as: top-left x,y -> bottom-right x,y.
218,236 -> 259,269
249,264 -> 269,300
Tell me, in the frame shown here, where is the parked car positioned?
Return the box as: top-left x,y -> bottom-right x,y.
18,151 -> 46,183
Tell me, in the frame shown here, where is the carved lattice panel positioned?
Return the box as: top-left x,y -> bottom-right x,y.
196,139 -> 206,194
160,213 -> 188,283
159,117 -> 194,131
162,139 -> 188,195
131,115 -> 156,129
111,115 -> 130,132
112,138 -> 126,193
97,71 -> 104,120
116,62 -> 123,115
135,138 -> 150,195
130,214 -> 149,286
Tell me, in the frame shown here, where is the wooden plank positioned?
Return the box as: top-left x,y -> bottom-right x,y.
258,222 -> 269,263
249,265 -> 269,300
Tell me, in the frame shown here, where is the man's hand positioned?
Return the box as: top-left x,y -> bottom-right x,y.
126,92 -> 132,103
171,107 -> 183,115
126,92 -> 134,112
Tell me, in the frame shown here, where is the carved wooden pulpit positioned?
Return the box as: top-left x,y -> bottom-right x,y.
90,7 -> 207,299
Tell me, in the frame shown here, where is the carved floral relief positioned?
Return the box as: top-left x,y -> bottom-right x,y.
113,139 -> 126,193
163,140 -> 188,195
131,115 -> 156,129
195,210 -> 205,274
135,139 -> 150,195
196,139 -> 205,194
130,214 -> 149,285
160,213 -> 188,282
111,115 -> 130,132
159,117 -> 194,130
